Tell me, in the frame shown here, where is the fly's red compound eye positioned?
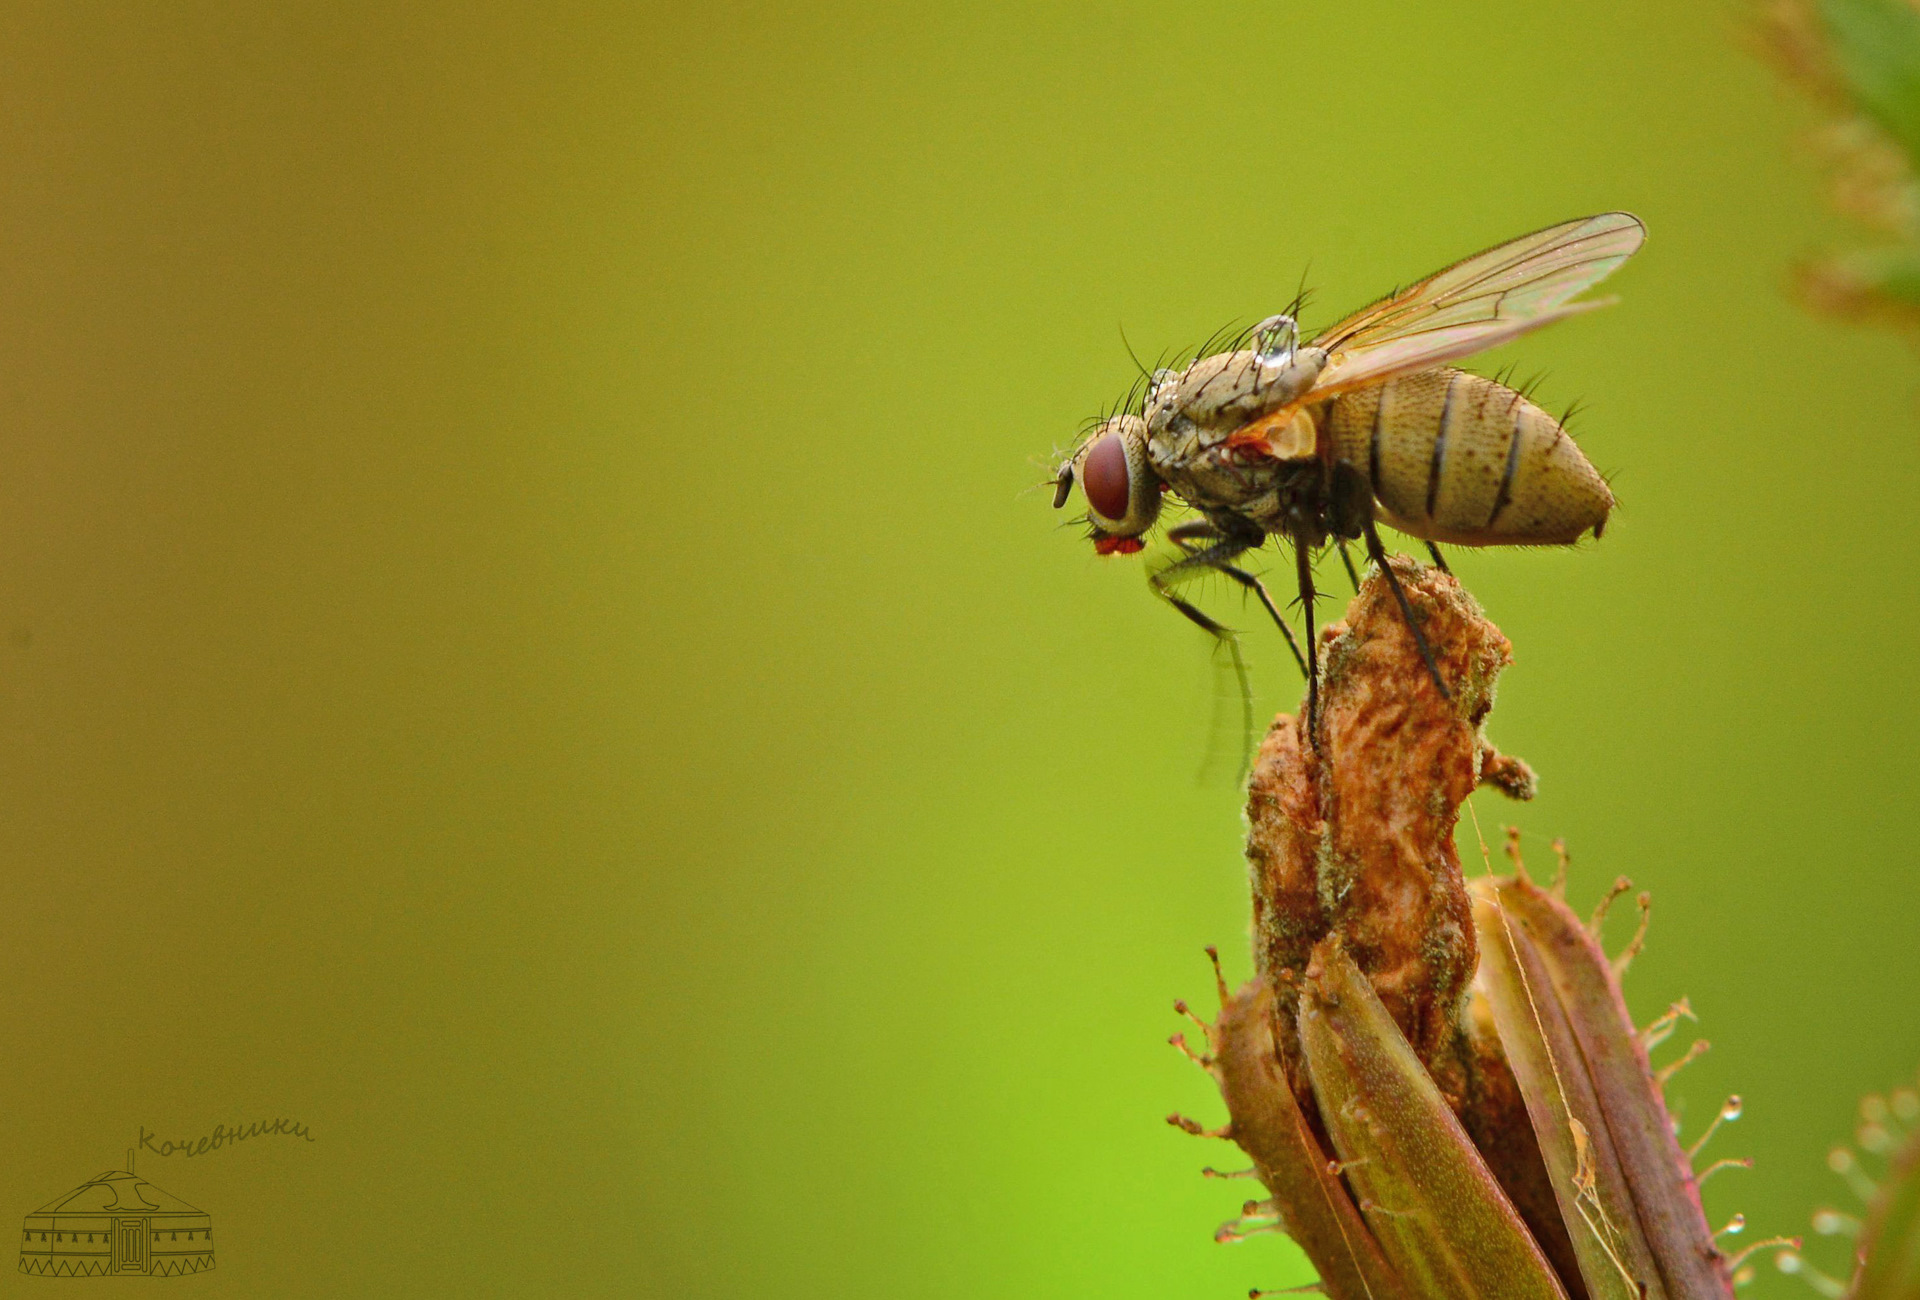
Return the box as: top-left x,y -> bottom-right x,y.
1082,433 -> 1131,522
1071,413 -> 1162,547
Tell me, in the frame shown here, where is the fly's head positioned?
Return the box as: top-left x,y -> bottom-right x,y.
1053,413 -> 1163,555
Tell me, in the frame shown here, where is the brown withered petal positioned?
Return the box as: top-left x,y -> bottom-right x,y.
1472,874 -> 1734,1300
1298,934 -> 1569,1300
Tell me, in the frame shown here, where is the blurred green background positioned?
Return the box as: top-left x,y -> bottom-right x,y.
0,2 -> 1910,1295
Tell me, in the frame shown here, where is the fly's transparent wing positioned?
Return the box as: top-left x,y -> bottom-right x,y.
1302,213 -> 1645,400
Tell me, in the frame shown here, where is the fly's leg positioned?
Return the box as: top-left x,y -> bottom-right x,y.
1148,535 -> 1261,763
1424,540 -> 1452,575
1362,518 -> 1451,701
1336,540 -> 1362,593
1211,565 -> 1307,678
1164,523 -> 1307,677
1293,536 -> 1320,737
1165,519 -> 1229,552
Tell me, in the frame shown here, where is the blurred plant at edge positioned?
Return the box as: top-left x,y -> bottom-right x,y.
1763,0 -> 1920,325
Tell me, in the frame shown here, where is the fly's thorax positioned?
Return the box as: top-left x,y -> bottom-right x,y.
1153,440 -> 1320,534
1325,369 -> 1614,546
1144,409 -> 1218,483
1146,341 -> 1330,438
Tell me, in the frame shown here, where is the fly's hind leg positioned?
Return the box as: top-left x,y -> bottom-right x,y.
1293,536 -> 1320,738
1336,540 -> 1362,592
1165,521 -> 1307,677
1362,518 -> 1451,701
1424,540 -> 1452,575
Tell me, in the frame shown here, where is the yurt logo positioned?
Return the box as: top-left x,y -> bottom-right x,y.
17,1154 -> 212,1277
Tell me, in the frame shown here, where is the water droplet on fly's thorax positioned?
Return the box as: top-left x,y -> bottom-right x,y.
1254,314 -> 1298,367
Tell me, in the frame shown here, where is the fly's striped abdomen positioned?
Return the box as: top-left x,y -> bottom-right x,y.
1323,368 -> 1613,546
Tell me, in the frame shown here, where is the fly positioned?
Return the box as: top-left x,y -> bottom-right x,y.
1052,213 -> 1644,736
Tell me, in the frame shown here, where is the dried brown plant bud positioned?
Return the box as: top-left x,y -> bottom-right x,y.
1195,560 -> 1737,1300
1245,558 -> 1529,1105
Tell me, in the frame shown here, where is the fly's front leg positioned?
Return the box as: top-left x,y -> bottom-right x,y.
1166,521 -> 1307,677
1147,534 -> 1259,768
1147,529 -> 1260,656
1164,519 -> 1222,549
1362,518 -> 1451,701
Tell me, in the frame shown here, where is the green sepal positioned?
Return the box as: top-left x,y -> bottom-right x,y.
1471,874 -> 1733,1300
1216,982 -> 1409,1300
1297,935 -> 1568,1300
